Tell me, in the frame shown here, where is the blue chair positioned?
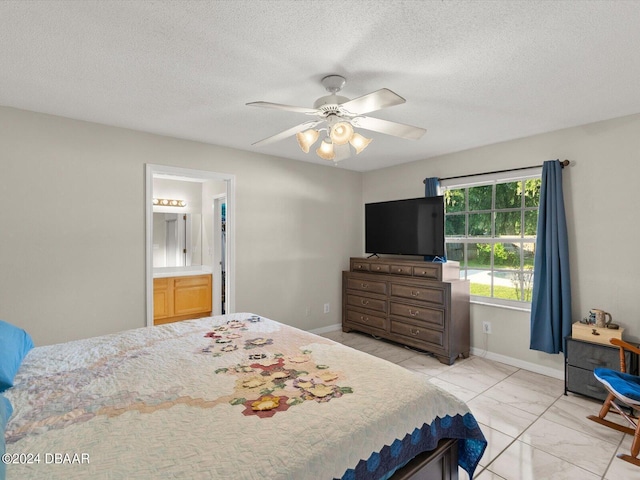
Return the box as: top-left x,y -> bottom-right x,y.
588,338 -> 640,467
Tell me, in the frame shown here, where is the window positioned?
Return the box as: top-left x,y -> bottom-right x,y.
443,172 -> 541,307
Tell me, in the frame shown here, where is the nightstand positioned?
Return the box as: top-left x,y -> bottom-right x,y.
565,336 -> 638,401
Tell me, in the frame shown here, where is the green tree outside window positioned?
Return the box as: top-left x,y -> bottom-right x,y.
444,177 -> 541,303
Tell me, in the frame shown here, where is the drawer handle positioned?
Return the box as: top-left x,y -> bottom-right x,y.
375,266 -> 381,270
411,290 -> 420,297
361,283 -> 368,288
361,299 -> 369,305
586,358 -> 605,366
357,265 -> 363,269
410,328 -> 420,336
360,316 -> 368,323
397,268 -> 403,272
409,309 -> 420,317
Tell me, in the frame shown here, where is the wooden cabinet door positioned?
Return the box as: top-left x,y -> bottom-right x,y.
153,278 -> 171,320
173,275 -> 212,316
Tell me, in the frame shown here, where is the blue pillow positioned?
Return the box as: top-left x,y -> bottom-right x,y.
0,320 -> 34,392
0,394 -> 13,480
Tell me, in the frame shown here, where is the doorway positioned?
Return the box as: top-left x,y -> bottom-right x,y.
212,194 -> 226,314
145,164 -> 235,327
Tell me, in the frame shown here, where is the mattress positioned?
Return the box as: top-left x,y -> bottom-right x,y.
3,313 -> 486,479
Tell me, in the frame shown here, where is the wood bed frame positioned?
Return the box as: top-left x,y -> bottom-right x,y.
392,438 -> 459,480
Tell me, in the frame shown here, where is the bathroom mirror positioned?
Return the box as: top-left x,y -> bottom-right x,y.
153,213 -> 203,267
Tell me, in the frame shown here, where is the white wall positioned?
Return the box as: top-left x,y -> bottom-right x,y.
4,103 -> 638,376
0,106 -> 363,346
363,113 -> 640,373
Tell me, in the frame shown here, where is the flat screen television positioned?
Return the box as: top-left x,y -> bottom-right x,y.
365,196 -> 445,257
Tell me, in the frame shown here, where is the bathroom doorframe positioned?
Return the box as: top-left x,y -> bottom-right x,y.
145,164 -> 236,327
212,193 -> 226,315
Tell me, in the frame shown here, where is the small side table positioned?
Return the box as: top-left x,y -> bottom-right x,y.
565,336 -> 638,402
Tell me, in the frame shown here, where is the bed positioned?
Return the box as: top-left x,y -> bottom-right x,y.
2,313 -> 486,479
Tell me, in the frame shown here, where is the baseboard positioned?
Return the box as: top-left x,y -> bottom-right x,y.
470,347 -> 564,380
308,323 -> 342,335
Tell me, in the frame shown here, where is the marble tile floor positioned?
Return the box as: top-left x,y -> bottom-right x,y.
320,330 -> 639,480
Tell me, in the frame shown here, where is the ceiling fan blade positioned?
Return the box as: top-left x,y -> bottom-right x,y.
246,101 -> 319,115
339,89 -> 405,115
252,120 -> 322,147
352,116 -> 426,140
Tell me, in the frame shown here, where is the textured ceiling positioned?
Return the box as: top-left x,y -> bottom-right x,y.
2,0 -> 640,172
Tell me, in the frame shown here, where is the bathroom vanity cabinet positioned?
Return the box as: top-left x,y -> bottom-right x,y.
153,274 -> 212,325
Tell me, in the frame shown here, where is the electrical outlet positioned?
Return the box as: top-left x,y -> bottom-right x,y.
482,321 -> 492,334
323,303 -> 330,314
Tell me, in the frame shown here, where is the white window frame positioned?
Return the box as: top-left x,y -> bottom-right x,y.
440,167 -> 542,309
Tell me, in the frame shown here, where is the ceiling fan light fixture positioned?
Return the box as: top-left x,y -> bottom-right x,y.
316,139 -> 335,161
329,121 -> 354,145
248,75 -> 426,162
295,129 -> 320,153
349,132 -> 372,154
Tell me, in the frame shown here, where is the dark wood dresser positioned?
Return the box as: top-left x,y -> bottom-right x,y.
342,257 -> 470,365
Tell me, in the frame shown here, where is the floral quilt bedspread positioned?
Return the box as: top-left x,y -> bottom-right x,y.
4,313 -> 486,479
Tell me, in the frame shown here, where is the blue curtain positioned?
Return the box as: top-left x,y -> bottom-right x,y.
530,160 -> 572,354
424,177 -> 440,197
424,177 -> 447,262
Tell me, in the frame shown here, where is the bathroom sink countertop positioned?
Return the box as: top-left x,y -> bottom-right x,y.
153,266 -> 213,278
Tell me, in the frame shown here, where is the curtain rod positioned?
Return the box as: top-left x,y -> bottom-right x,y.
424,159 -> 570,183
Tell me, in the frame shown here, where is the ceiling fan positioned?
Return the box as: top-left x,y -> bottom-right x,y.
246,75 -> 427,162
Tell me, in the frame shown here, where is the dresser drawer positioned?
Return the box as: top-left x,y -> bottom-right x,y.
346,278 -> 387,295
566,339 -> 627,371
352,261 -> 370,272
389,303 -> 444,327
346,294 -> 387,313
390,283 -> 445,305
174,274 -> 211,288
389,264 -> 412,276
153,277 -> 169,288
390,319 -> 444,347
566,365 -> 609,401
412,265 -> 440,279
346,309 -> 387,330
369,263 -> 390,274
